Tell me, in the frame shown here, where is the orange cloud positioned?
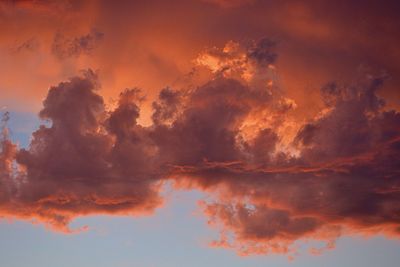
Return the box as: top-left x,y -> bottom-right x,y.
1,40 -> 400,256
1,0 -> 400,257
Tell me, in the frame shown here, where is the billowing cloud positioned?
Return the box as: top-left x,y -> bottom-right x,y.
1,37 -> 400,257
1,70 -> 162,232
186,71 -> 400,256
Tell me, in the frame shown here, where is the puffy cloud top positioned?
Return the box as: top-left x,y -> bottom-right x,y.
1,39 -> 400,257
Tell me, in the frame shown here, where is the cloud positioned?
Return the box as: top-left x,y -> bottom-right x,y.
52,29 -> 104,59
189,72 -> 400,256
1,0 -> 76,13
12,38 -> 40,53
1,70 -> 162,232
0,112 -> 17,206
202,0 -> 257,8
0,40 -> 399,257
196,38 -> 278,85
203,202 -> 324,255
151,87 -> 182,125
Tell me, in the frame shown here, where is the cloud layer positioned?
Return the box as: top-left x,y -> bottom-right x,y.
1,38 -> 399,256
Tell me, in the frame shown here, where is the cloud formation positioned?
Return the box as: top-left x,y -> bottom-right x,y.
0,39 -> 400,257
1,70 -> 162,232
202,0 -> 257,8
52,29 -> 104,59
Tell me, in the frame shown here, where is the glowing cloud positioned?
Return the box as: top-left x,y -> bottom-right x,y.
1,39 -> 399,257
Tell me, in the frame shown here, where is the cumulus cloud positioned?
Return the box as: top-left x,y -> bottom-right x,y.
1,70 -> 162,232
0,39 -> 400,257
191,73 -> 400,256
196,38 -> 278,86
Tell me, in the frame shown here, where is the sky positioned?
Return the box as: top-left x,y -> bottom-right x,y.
1,0 -> 400,266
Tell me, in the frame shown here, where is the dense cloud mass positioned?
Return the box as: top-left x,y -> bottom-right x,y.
1,39 -> 400,256
1,71 -> 162,232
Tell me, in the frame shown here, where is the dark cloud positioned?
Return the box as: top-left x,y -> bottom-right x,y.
204,202 -> 322,255
12,38 -> 39,53
0,112 -> 17,205
189,73 -> 400,256
0,39 -> 399,256
151,87 -> 181,125
52,29 -> 104,59
246,38 -> 277,67
1,70 -> 162,232
150,76 -> 281,173
202,0 -> 257,8
296,75 -> 389,161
